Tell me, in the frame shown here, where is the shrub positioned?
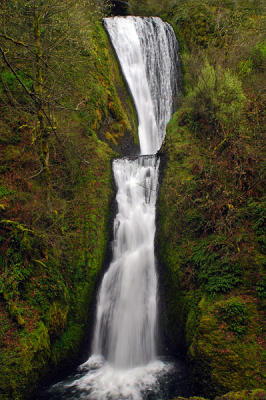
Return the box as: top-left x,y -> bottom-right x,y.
189,237 -> 242,296
237,199 -> 266,253
169,0 -> 216,49
0,185 -> 13,199
251,40 -> 266,71
256,279 -> 266,300
179,61 -> 246,135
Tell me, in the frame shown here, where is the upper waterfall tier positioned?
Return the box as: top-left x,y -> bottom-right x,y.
104,16 -> 180,155
38,16 -> 182,400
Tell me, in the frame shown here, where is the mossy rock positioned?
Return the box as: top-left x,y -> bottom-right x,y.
93,23 -> 139,154
215,389 -> 266,400
0,21 -> 126,399
189,296 -> 264,396
173,397 -> 208,400
0,322 -> 50,400
158,113 -> 265,398
172,390 -> 266,400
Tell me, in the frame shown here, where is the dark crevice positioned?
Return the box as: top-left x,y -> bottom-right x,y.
111,0 -> 128,16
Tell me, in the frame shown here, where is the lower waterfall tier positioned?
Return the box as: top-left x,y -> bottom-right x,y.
92,157 -> 159,368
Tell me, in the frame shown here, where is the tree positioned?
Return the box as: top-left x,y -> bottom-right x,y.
0,0 -> 110,200
128,0 -> 175,16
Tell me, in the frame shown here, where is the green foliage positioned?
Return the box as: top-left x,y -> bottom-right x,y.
174,389 -> 266,400
128,0 -> 171,16
198,268 -> 241,296
238,199 -> 266,253
0,220 -> 68,318
156,0 -> 265,398
168,1 -> 216,49
50,323 -> 83,365
256,279 -> 266,300
0,185 -> 13,199
238,59 -> 253,78
189,238 -> 242,295
184,208 -> 207,236
218,298 -> 248,337
251,40 -> 266,71
173,397 -> 208,400
215,389 -> 266,400
0,70 -> 32,92
159,108 -> 264,397
179,61 -> 246,135
0,322 -> 51,400
0,1 -> 139,398
237,40 -> 266,78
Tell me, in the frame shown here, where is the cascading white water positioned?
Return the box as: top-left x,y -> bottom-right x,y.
89,16 -> 179,371
104,17 -> 179,155
90,18 -> 179,373
49,16 -> 180,400
92,156 -> 159,368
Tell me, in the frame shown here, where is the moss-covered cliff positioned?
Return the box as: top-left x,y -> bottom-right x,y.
0,9 -> 137,400
158,118 -> 265,397
174,389 -> 266,400
156,1 -> 265,397
1,1 -> 265,399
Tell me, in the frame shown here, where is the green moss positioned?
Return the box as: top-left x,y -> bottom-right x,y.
0,185 -> 13,199
47,302 -> 68,340
0,322 -> 50,400
217,297 -> 248,337
158,120 -> 264,397
172,390 -> 266,400
215,389 -> 266,400
50,323 -> 84,366
155,0 -> 265,398
0,15 -> 138,400
189,296 -> 264,396
84,23 -> 138,150
0,134 -> 114,399
173,397 -> 209,400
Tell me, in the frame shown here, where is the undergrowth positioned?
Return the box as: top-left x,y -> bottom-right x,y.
0,6 -> 137,400
155,0 -> 265,397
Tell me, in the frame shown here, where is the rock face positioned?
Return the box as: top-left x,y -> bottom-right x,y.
157,111 -> 265,398
0,23 -> 137,400
122,0 -> 265,397
174,390 -> 266,400
215,389 -> 266,399
111,0 -> 129,16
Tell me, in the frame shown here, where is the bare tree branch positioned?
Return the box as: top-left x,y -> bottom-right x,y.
0,45 -> 34,100
0,34 -> 28,48
28,166 -> 44,179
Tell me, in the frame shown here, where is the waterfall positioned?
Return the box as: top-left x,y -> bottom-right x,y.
92,156 -> 159,368
91,16 -> 179,370
46,16 -> 180,400
104,17 -> 179,155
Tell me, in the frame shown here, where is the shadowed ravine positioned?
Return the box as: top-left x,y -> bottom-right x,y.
39,16 -> 187,400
